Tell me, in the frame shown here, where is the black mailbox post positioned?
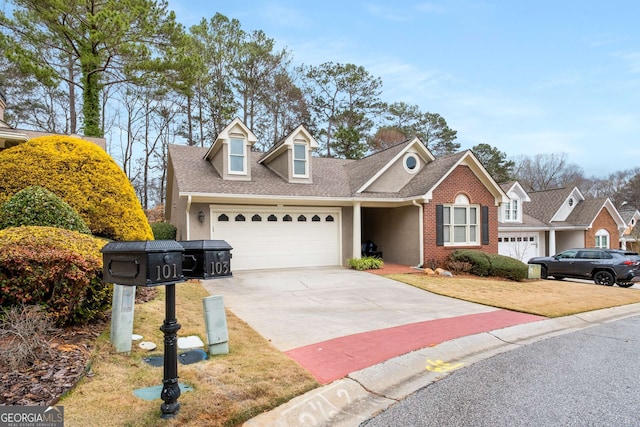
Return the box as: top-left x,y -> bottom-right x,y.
179,240 -> 233,279
101,240 -> 185,419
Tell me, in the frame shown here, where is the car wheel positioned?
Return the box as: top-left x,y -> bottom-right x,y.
553,276 -> 564,280
617,282 -> 635,288
593,271 -> 615,286
540,266 -> 548,279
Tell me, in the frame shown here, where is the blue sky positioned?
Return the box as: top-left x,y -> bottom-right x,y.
167,1 -> 640,177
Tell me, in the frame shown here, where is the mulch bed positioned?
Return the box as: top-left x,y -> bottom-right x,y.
0,319 -> 106,406
0,287 -> 157,406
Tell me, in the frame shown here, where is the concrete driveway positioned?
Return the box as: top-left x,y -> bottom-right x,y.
200,267 -> 497,351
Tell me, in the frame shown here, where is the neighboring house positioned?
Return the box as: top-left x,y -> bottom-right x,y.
166,118 -> 508,271
0,89 -> 105,151
619,206 -> 640,252
498,182 -> 627,261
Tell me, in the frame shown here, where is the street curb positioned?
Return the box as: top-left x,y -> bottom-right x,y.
243,303 -> 640,427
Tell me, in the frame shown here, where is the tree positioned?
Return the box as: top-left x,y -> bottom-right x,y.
333,124 -> 367,159
186,14 -> 242,144
0,0 -> 179,137
368,127 -> 409,151
260,70 -> 310,147
511,152 -> 585,191
0,52 -> 71,132
471,143 -> 515,183
380,102 -> 459,155
618,172 -> 640,210
299,62 -> 383,157
234,30 -> 289,142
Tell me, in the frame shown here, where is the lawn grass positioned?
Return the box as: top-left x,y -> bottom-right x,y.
61,274 -> 640,426
61,281 -> 318,427
386,274 -> 640,317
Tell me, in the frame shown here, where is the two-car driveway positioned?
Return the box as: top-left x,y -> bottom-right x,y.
200,267 -> 497,352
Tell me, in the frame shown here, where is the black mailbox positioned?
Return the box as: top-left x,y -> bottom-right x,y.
101,240 -> 185,286
179,240 -> 233,279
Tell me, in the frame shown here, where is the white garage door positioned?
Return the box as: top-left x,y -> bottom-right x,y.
498,233 -> 539,262
210,206 -> 341,270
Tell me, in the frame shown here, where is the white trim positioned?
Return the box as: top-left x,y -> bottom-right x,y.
292,142 -> 309,178
356,137 -> 434,193
228,136 -> 247,175
403,153 -> 420,174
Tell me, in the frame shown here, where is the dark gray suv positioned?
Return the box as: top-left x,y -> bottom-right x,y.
528,248 -> 640,287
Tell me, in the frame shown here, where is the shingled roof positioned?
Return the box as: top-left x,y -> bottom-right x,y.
169,136 -> 488,201
564,198 -> 610,227
169,144 -> 354,198
524,187 -> 574,224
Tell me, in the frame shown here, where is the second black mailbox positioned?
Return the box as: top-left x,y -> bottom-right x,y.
102,240 -> 185,286
179,240 -> 233,279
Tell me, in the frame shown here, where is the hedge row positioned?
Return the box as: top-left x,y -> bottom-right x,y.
448,249 -> 528,281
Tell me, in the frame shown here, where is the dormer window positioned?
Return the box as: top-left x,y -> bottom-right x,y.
293,143 -> 307,177
229,137 -> 246,174
568,197 -> 574,207
504,199 -> 519,221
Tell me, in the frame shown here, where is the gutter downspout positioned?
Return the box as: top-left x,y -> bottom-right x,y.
413,200 -> 424,267
186,195 -> 192,241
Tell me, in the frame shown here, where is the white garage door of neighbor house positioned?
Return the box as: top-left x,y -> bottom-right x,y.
498,233 -> 538,262
210,206 -> 341,270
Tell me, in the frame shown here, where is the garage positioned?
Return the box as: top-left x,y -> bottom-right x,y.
498,233 -> 539,262
210,206 -> 341,270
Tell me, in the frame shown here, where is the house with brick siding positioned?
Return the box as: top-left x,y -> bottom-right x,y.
166,118 -> 508,271
498,182 -> 627,262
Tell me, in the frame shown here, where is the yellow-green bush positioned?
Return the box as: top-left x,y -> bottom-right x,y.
0,135 -> 153,241
0,226 -> 112,325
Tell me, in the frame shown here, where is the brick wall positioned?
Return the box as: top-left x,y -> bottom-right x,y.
422,165 -> 499,267
585,208 -> 621,248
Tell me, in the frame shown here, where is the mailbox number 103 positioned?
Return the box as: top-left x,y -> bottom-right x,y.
211,261 -> 230,276
156,263 -> 179,281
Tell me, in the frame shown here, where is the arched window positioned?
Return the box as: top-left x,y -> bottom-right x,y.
218,214 -> 229,222
235,214 -> 245,222
595,229 -> 609,248
442,194 -> 479,245
251,214 -> 262,222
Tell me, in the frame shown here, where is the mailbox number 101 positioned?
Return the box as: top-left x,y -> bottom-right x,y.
156,263 -> 179,281
211,261 -> 230,276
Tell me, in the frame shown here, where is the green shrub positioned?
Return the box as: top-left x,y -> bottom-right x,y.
0,226 -> 112,325
487,253 -> 528,281
348,256 -> 384,271
449,249 -> 492,276
448,250 -> 528,281
0,135 -> 153,241
0,186 -> 91,234
151,222 -> 176,240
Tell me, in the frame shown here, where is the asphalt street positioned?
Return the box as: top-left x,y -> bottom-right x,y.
362,314 -> 640,427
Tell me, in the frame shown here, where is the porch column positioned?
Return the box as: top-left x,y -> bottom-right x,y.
353,201 -> 362,259
548,229 -> 556,255
185,196 -> 192,241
